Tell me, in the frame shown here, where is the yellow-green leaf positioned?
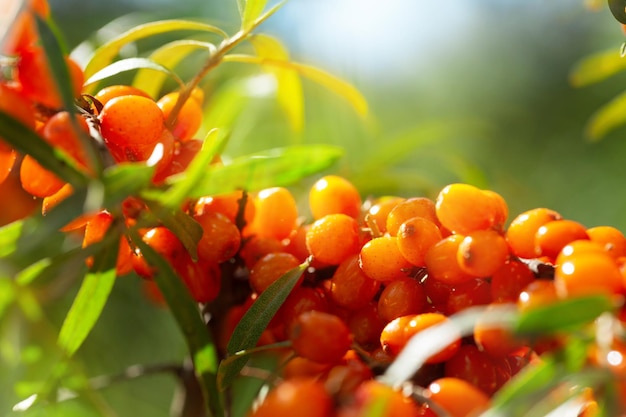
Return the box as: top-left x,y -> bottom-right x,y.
84,57 -> 185,90
224,54 -> 368,118
585,90 -> 626,141
238,0 -> 269,30
83,19 -> 228,83
133,39 -> 216,98
250,34 -> 304,132
570,48 -> 626,87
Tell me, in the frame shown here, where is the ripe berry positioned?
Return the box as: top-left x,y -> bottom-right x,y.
426,377 -> 490,417
250,378 -> 333,417
444,344 -> 499,395
306,213 -> 361,265
366,196 -> 405,235
246,187 -> 298,240
329,254 -> 381,310
94,85 -> 151,108
534,219 -> 589,262
386,197 -> 439,236
457,229 -> 510,277
308,175 -> 362,219
396,217 -> 442,267
157,91 -> 203,141
425,235 -> 473,285
359,236 -> 412,282
490,259 -> 535,303
554,251 -> 623,298
506,207 -> 562,259
586,225 -> 626,259
249,252 -> 301,293
377,276 -> 427,323
193,211 -> 241,264
404,313 -> 461,363
289,310 -> 352,364
435,183 -> 504,234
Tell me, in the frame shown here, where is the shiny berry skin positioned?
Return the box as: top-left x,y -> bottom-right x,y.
329,254 -> 381,310
249,377 -> 333,417
444,344 -> 499,395
308,174 -> 362,219
435,183 -> 505,234
306,213 -> 361,265
490,259 -> 536,303
457,229 -> 510,277
446,277 -> 492,315
426,377 -> 490,417
193,211 -> 241,264
586,225 -> 626,260
350,380 -> 422,417
554,251 -> 624,298
359,236 -> 412,282
288,310 -> 352,364
425,235 -> 474,285
94,85 -> 151,108
246,187 -> 298,240
249,252 -> 301,293
534,219 -> 589,262
366,196 -> 405,235
397,217 -> 442,267
506,208 -> 562,259
386,197 -> 439,236
377,276 -> 427,323
157,91 -> 203,142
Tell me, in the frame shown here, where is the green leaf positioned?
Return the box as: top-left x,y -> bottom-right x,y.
186,144 -> 343,198
101,162 -> 155,209
250,34 -> 304,132
570,48 -> 626,87
0,221 -> 24,258
83,19 -> 228,82
133,40 -> 216,98
130,228 -> 223,417
223,54 -> 368,118
585,90 -> 626,141
609,0 -> 626,24
200,78 -> 255,134
240,0 -> 269,30
34,15 -> 75,112
515,295 -> 614,335
0,111 -> 88,187
156,128 -> 229,209
218,261 -> 308,390
57,235 -> 119,357
84,57 -> 185,90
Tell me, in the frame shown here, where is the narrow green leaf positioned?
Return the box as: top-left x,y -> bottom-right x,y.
84,57 -> 185,90
133,40 -> 216,98
570,48 -> 626,87
156,129 -> 228,209
223,54 -> 368,118
609,0 -> 626,24
57,236 -> 119,357
200,78 -> 254,135
585,91 -> 626,141
219,261 -> 308,390
0,111 -> 88,187
188,144 -> 343,198
250,34 -> 304,132
0,221 -> 24,258
83,19 -> 228,82
130,229 -> 223,417
34,15 -> 75,112
241,0 -> 269,30
101,162 -> 154,209
515,295 -> 614,335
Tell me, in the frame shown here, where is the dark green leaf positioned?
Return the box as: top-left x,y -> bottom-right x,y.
515,295 -> 614,335
129,229 -> 223,417
57,234 -> 119,356
219,262 -> 308,390
609,0 -> 626,24
188,145 -> 343,198
84,57 -> 185,90
0,111 -> 88,187
34,15 -> 75,112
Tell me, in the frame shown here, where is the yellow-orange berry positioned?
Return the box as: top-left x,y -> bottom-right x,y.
306,214 -> 361,265
308,175 -> 362,219
359,236 -> 412,282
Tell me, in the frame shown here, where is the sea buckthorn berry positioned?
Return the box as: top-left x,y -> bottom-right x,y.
246,187 -> 298,240
386,197 -> 439,236
457,229 -> 510,277
0,171 -> 39,226
3,0 -> 49,54
308,175 -> 362,219
359,236 -> 412,282
534,219 -> 589,262
554,251 -> 624,298
446,277 -> 493,315
306,213 -> 361,265
351,380 -> 422,417
16,46 -> 84,109
587,226 -> 626,260
0,84 -> 36,138
444,344 -> 499,396
380,315 -> 415,356
405,313 -> 461,363
378,277 -> 427,323
20,154 -> 66,197
554,240 -> 607,266
41,111 -> 92,171
506,208 -> 562,259
346,302 -> 386,348
193,211 -> 241,264
491,259 -> 535,303
435,183 -> 502,234
277,286 -> 330,330
157,91 -> 203,142
397,217 -> 442,267
94,85 -> 151,108
194,189 -> 255,226
426,377 -> 490,417
282,224 -> 311,263
423,275 -> 454,306
329,254 -> 381,310
132,226 -> 186,279
175,256 -> 221,303
517,279 -> 558,312
99,95 -> 168,163
41,182 -> 73,216
474,305 -> 526,358
425,234 -> 474,285
249,252 -> 301,293
483,189 -> 509,230
152,139 -> 204,184
0,142 -> 16,185
250,377 -> 333,417
239,236 -> 284,269
366,196 -> 405,235
288,310 -> 352,364
82,211 -> 133,276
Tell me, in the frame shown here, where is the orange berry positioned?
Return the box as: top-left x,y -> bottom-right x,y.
2,0 -> 49,54
41,111 -> 92,171
194,211 -> 241,264
474,305 -> 526,358
0,142 -> 16,185
0,170 -> 38,225
250,378 -> 333,417
306,213 -> 361,265
446,277 -> 493,315
0,83 -> 36,137
380,315 -> 415,356
158,91 -> 203,141
239,236 -> 284,269
386,197 -> 439,236
94,85 -> 151,108
249,252 -> 301,293
435,183 -> 504,234
444,344 -> 499,396
554,251 -> 623,298
506,208 -> 562,259
490,259 -> 536,303
366,196 -> 405,235
554,239 -> 607,266
359,236 -> 412,282
404,313 -> 461,363
351,380 -> 422,417
587,226 -> 626,260
396,217 -> 442,267
426,377 -> 490,417
82,211 -> 133,276
457,229 -> 510,277
289,311 -> 352,364
517,279 -> 558,312
19,154 -> 65,197
193,189 -> 255,226
329,254 -> 381,310
534,219 -> 589,262
247,187 -> 298,240
308,175 -> 362,219
377,276 -> 427,323
425,234 -> 474,285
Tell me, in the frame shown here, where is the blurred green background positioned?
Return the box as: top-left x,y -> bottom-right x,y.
4,0 -> 626,415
